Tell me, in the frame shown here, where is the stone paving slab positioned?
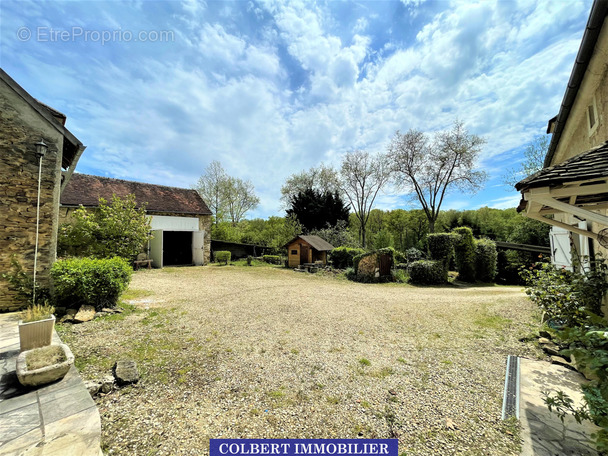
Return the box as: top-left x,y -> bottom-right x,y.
0,313 -> 102,456
519,357 -> 600,456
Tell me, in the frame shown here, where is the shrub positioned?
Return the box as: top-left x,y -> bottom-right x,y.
405,247 -> 425,264
215,251 -> 231,265
521,256 -> 608,327
344,267 -> 357,281
427,233 -> 456,264
453,227 -> 476,282
392,269 -> 408,283
475,238 -> 498,282
330,246 -> 366,269
263,255 -> 281,265
58,194 -> 152,261
246,256 -> 253,266
51,257 -> 132,310
409,260 -> 447,285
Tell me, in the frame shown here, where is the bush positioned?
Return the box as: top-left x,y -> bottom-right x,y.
475,238 -> 498,282
215,251 -> 231,265
330,246 -> 366,269
405,247 -> 425,264
427,233 -> 456,264
409,260 -> 447,285
51,257 -> 132,310
392,269 -> 408,283
453,227 -> 476,282
344,267 -> 357,281
521,256 -> 608,327
246,256 -> 253,266
58,194 -> 151,261
263,255 -> 282,265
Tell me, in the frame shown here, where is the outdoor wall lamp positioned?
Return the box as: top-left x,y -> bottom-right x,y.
34,139 -> 48,158
32,139 -> 47,305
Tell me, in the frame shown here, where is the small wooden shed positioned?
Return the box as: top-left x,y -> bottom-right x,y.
284,235 -> 335,268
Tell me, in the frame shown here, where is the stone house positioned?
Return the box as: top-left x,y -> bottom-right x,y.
0,69 -> 85,312
516,0 -> 608,269
60,174 -> 213,267
284,235 -> 334,268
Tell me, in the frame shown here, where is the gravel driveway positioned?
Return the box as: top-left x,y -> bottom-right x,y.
60,265 -> 542,456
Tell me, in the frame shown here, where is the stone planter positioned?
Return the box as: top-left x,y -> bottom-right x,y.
18,315 -> 55,352
16,343 -> 74,387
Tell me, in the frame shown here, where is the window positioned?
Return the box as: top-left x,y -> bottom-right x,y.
588,96 -> 599,136
291,250 -> 297,255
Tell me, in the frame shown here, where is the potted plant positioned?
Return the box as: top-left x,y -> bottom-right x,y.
18,304 -> 55,352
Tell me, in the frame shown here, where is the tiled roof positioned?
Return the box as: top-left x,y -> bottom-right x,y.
516,142 -> 608,191
61,174 -> 212,215
284,235 -> 335,251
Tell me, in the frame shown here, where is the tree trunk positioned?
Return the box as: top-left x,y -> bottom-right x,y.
428,219 -> 435,233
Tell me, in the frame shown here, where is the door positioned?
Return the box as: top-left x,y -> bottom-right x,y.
192,231 -> 205,266
300,244 -> 309,265
149,229 -> 163,268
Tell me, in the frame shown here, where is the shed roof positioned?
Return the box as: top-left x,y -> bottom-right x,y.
284,235 -> 335,251
61,173 -> 212,216
516,141 -> 608,192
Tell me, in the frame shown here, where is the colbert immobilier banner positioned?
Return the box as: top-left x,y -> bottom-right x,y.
210,439 -> 398,456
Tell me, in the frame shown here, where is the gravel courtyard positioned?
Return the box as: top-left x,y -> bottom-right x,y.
59,265 -> 542,456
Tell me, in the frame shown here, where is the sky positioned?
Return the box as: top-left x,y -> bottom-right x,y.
0,0 -> 594,219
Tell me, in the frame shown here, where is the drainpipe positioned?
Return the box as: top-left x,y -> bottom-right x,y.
33,140 -> 48,306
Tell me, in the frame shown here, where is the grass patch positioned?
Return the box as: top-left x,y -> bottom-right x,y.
358,358 -> 371,367
121,288 -> 154,301
25,345 -> 66,370
326,396 -> 340,404
474,313 -> 512,330
369,367 -> 394,378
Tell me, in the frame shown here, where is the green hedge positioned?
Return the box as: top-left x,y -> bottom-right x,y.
409,260 -> 447,285
475,238 -> 498,282
215,251 -> 231,264
453,227 -> 476,283
263,255 -> 282,265
427,233 -> 456,264
51,257 -> 132,310
330,246 -> 366,269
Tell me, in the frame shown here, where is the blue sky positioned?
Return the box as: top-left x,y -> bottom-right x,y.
0,0 -> 593,218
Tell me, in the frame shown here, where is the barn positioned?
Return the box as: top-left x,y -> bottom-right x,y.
284,235 -> 334,268
60,174 -> 212,267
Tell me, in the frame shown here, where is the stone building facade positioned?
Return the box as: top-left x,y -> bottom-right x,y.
0,69 -> 85,311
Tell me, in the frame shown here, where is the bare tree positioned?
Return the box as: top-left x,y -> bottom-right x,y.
196,161 -> 228,226
339,150 -> 391,248
388,121 -> 487,232
224,177 -> 260,226
280,163 -> 341,208
503,135 -> 548,187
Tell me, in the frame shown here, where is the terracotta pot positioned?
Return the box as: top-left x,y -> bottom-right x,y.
18,315 -> 55,352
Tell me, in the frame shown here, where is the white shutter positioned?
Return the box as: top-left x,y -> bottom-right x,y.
550,226 -> 572,270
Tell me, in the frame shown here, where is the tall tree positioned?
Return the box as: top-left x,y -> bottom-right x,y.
339,150 -> 391,248
286,188 -> 349,232
196,161 -> 259,226
224,177 -> 260,226
280,164 -> 341,208
503,135 -> 549,187
196,161 -> 228,226
388,121 -> 487,232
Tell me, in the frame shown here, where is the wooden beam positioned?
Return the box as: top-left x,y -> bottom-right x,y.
529,194 -> 608,227
527,213 -> 599,241
548,182 -> 608,198
538,202 -> 608,215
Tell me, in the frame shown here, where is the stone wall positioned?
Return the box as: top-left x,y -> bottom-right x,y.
0,83 -> 64,311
